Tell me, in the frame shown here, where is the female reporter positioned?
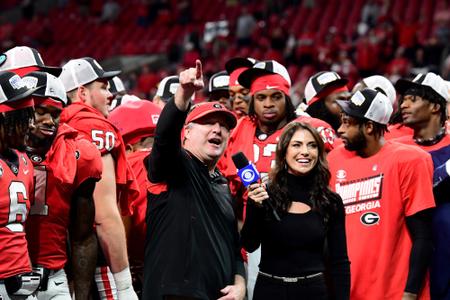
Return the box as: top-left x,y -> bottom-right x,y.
241,122 -> 350,300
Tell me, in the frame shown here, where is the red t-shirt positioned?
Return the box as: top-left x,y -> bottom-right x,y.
60,102 -> 139,216
0,150 -> 33,279
126,149 -> 151,266
394,134 -> 450,152
26,124 -> 102,270
328,141 -> 435,300
385,123 -> 414,140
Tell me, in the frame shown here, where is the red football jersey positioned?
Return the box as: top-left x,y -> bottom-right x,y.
294,115 -> 338,152
220,117 -> 283,217
60,102 -> 139,216
26,124 -> 102,270
0,150 -> 33,279
126,149 -> 151,265
328,141 -> 435,300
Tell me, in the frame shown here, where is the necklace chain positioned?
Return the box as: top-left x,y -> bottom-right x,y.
414,127 -> 446,146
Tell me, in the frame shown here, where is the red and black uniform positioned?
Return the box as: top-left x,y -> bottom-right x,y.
61,102 -> 139,300
26,124 -> 102,270
60,102 -> 139,215
0,150 -> 34,279
126,149 -> 151,266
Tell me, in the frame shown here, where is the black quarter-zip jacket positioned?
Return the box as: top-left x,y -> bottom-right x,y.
143,99 -> 245,300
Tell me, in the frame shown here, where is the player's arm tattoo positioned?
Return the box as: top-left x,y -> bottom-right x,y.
70,178 -> 98,300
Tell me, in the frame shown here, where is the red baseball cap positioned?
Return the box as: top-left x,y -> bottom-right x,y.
186,102 -> 237,129
109,99 -> 161,145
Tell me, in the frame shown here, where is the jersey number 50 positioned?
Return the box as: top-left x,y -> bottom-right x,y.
92,130 -> 115,151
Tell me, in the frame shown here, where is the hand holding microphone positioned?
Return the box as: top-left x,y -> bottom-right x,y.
231,151 -> 280,221
247,183 -> 269,205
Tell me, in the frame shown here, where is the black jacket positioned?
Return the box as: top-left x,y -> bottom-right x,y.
143,99 -> 245,300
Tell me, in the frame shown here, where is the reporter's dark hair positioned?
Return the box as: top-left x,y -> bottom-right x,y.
248,93 -> 297,123
268,122 -> 341,224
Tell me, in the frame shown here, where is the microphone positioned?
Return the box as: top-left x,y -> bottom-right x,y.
231,152 -> 280,221
231,152 -> 260,187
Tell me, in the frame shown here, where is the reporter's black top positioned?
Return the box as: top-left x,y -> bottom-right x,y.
241,173 -> 350,300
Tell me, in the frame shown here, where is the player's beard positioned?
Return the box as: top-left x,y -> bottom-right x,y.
344,127 -> 367,152
306,101 -> 342,131
323,112 -> 342,132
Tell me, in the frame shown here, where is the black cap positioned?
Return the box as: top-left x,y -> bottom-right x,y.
395,72 -> 448,103
23,71 -> 68,105
155,75 -> 179,102
238,60 -> 292,89
336,88 -> 393,125
0,46 -> 62,76
82,57 -> 121,79
59,57 -> 121,92
225,57 -> 257,75
0,71 -> 41,103
108,76 -> 126,95
305,71 -> 348,105
208,71 -> 229,94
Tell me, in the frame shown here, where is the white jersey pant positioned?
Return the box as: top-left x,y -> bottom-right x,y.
246,246 -> 261,300
35,269 -> 70,300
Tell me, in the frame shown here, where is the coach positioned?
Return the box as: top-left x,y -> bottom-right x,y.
143,60 -> 246,300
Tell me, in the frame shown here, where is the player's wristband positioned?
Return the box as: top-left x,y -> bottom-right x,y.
112,267 -> 133,291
